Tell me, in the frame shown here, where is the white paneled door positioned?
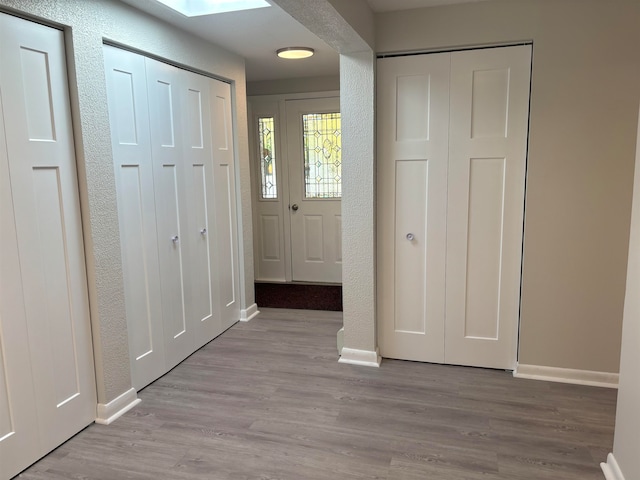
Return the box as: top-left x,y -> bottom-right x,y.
445,47 -> 531,368
104,46 -> 240,390
210,79 -> 241,329
103,46 -> 167,392
145,58 -> 196,371
378,45 -> 531,370
377,53 -> 451,364
0,14 -> 96,479
286,98 -> 342,283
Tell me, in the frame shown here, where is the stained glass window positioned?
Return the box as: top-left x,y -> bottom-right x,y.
258,117 -> 277,199
303,112 -> 341,199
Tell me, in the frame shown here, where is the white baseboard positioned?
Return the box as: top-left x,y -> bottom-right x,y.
95,387 -> 141,425
601,453 -> 626,480
240,303 -> 260,322
513,363 -> 619,389
339,347 -> 381,367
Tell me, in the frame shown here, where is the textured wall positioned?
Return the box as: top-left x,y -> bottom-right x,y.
340,51 -> 377,352
0,0 -> 252,403
270,0 -> 372,53
376,0 -> 640,373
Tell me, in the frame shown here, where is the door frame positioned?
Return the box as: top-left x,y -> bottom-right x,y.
248,91 -> 340,283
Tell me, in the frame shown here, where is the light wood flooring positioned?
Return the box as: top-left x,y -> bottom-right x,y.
17,308 -> 616,479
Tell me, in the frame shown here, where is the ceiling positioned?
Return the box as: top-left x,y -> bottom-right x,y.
119,0 -> 485,82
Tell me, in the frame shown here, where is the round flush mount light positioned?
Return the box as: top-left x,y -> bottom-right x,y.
276,47 -> 315,59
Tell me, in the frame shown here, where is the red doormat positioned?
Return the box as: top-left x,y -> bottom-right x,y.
255,282 -> 343,311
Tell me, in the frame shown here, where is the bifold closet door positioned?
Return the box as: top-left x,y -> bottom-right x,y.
103,46 -> 166,390
146,62 -> 237,365
181,70 -> 225,348
444,46 -> 531,368
105,46 -> 240,390
377,45 -> 531,370
145,60 -> 197,370
210,79 -> 241,330
0,14 -> 96,478
0,41 -> 39,478
377,53 -> 450,363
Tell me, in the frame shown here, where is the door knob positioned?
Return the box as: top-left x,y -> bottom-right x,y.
171,235 -> 179,243
406,233 -> 415,241
291,204 -> 299,211
200,228 -> 207,236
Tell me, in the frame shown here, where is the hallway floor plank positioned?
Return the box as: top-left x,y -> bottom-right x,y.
17,308 -> 616,479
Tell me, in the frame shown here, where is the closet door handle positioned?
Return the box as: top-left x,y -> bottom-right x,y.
171,235 -> 179,244
406,233 -> 415,241
200,228 -> 207,236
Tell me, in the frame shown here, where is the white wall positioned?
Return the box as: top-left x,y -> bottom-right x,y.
247,75 -> 340,96
0,0 -> 252,404
340,51 -> 377,355
604,106 -> 640,480
376,0 -> 640,374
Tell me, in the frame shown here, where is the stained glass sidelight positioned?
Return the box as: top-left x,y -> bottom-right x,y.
258,117 -> 277,199
302,112 -> 341,199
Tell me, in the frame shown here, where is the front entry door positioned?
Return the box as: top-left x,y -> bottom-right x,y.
286,97 -> 342,283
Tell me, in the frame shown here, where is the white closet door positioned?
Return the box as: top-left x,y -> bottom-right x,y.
145,59 -> 195,369
0,12 -> 96,464
182,71 -> 222,348
210,79 -> 241,330
0,47 -> 40,479
103,46 -> 166,390
377,53 -> 451,363
445,45 -> 531,369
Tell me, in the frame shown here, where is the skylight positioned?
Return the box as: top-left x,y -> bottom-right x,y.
156,0 -> 270,17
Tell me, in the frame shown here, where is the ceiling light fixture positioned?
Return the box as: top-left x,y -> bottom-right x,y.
276,47 -> 315,59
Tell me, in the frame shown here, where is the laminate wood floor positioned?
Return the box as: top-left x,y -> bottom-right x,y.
17,308 -> 615,480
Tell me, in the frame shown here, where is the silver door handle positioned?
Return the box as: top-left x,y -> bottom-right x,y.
200,228 -> 207,235
406,233 -> 415,241
171,235 -> 179,243
291,204 -> 299,211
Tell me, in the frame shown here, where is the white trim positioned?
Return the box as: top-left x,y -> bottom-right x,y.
95,388 -> 141,425
513,364 -> 619,389
339,347 -> 381,367
240,303 -> 260,322
601,453 -> 626,480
